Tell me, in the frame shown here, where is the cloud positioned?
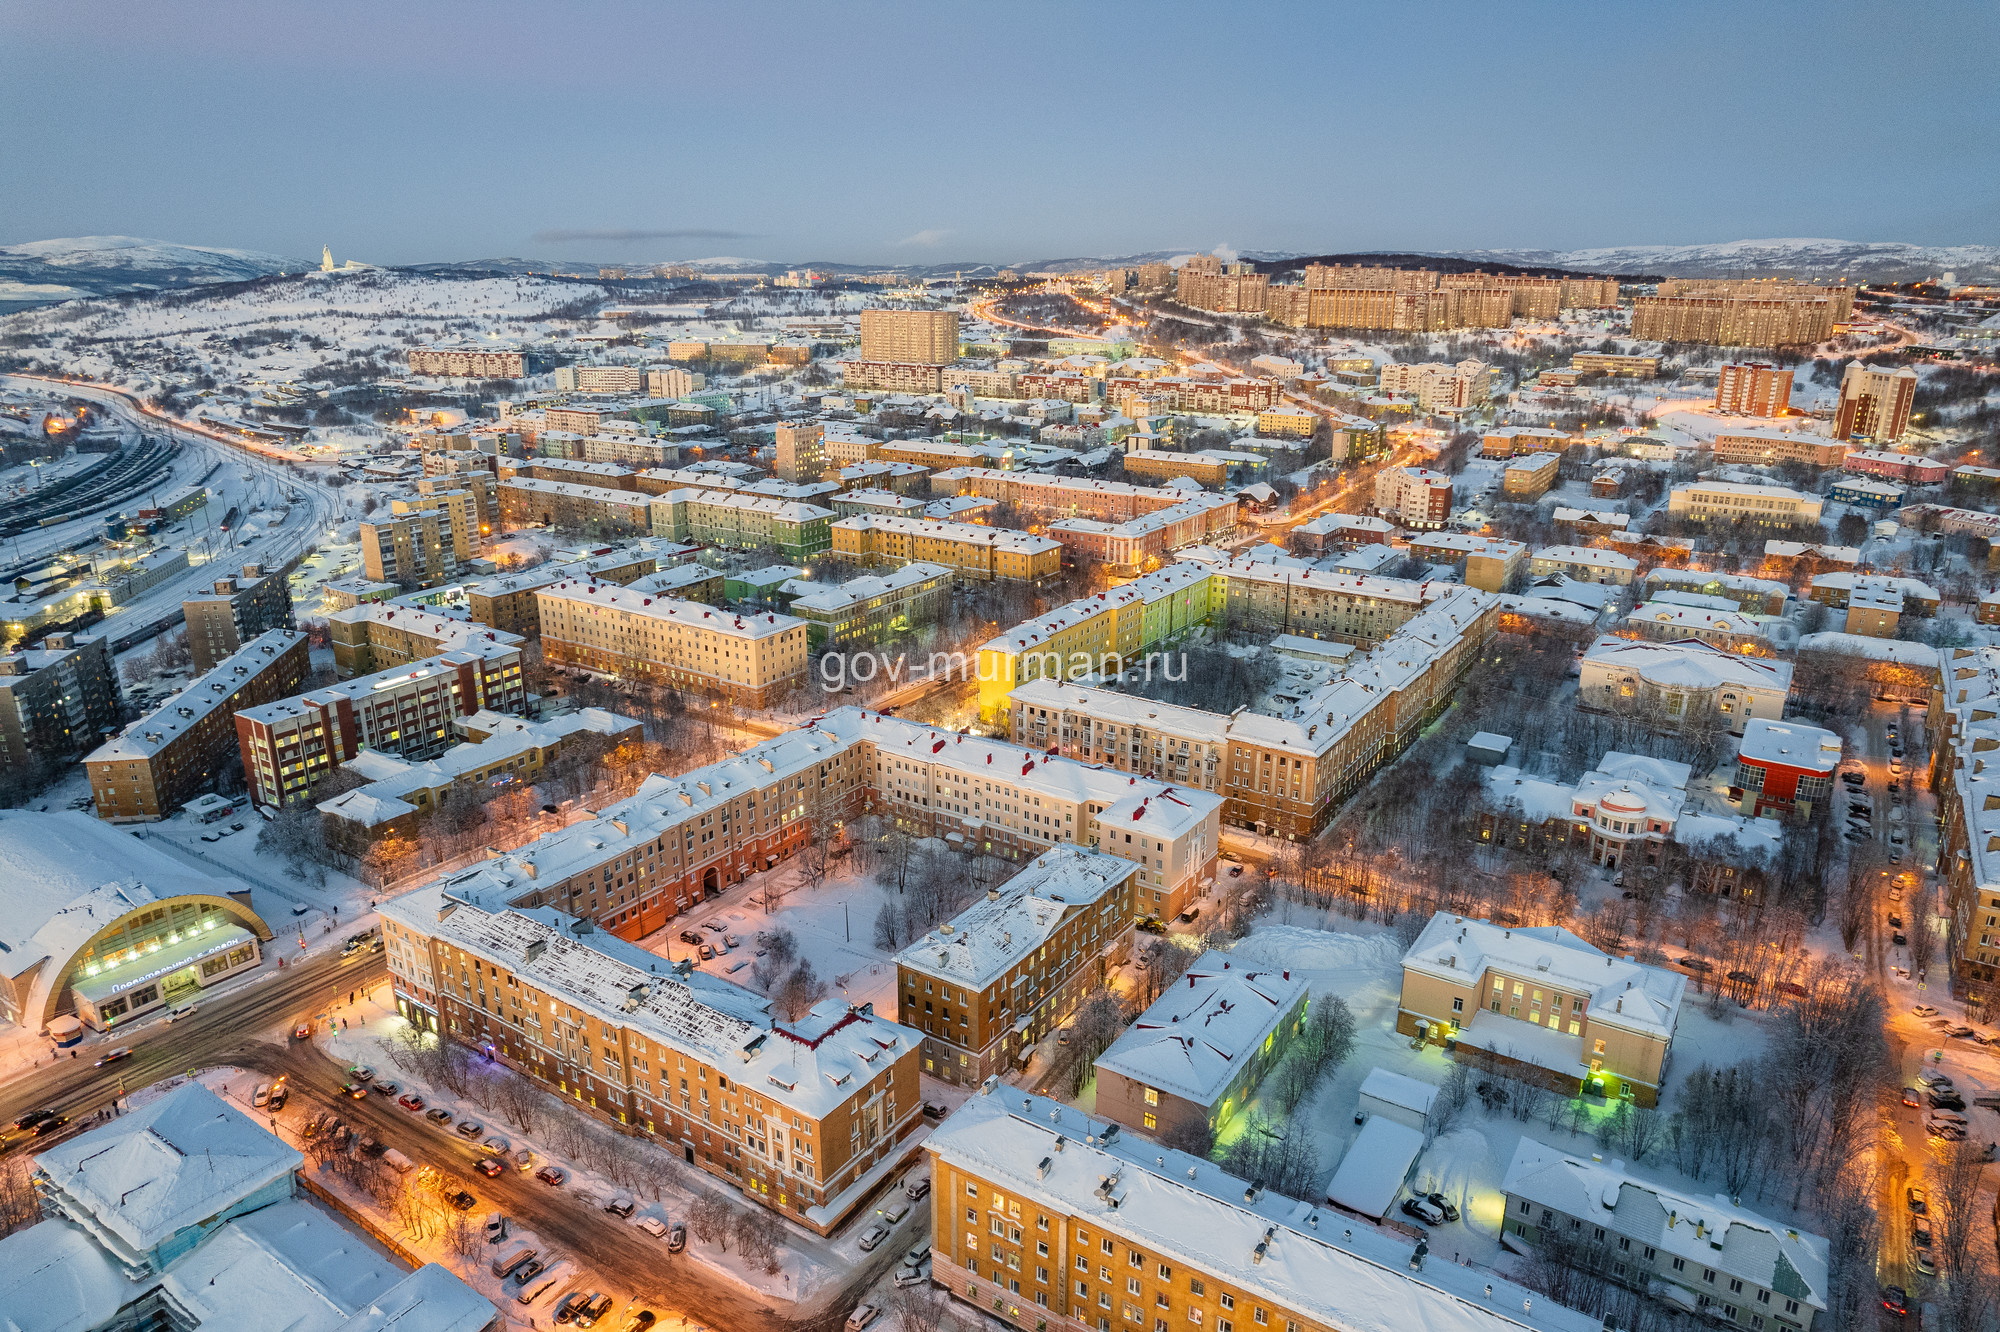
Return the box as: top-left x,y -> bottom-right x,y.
531,228 -> 758,244
1211,243 -> 1239,263
897,228 -> 952,247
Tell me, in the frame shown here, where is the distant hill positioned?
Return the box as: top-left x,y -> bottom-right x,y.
1434,239 -> 2000,284
0,235 -> 306,309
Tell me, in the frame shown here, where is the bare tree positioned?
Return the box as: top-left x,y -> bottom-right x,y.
774,959 -> 830,1021
494,1070 -> 543,1134
1928,1138 -> 1992,1326
1907,885 -> 1939,979
886,1284 -> 950,1332
688,1192 -> 737,1251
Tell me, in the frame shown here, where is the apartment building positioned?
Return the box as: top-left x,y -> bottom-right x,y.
317,707 -> 642,852
924,1086 -> 1597,1332
556,364 -> 643,394
1502,1138 -> 1827,1330
1502,453 -> 1562,500
1121,450 -> 1229,488
1833,362 -> 1918,443
407,343 -> 526,377
832,514 -> 1062,583
1643,569 -> 1789,615
1377,360 -> 1490,410
1710,430 -> 1847,468
1406,534 -> 1524,592
1529,545 -> 1638,586
896,848 -> 1139,1084
236,639 -> 526,808
1373,466 -> 1453,527
929,468 -> 1209,525
1630,290 -> 1845,347
183,564 -> 295,671
360,508 -> 461,586
1844,449 -> 1947,484
535,579 -> 810,706
377,875 -> 923,1235
420,471 -> 498,535
1569,353 -> 1659,378
1220,561 -> 1441,641
1806,571 -> 1939,618
499,477 -> 652,538
1253,403 -> 1317,439
543,403 -> 621,436
774,422 -> 825,483
1011,586 -> 1496,840
1046,495 -> 1239,572
461,550 -> 658,637
839,361 -> 945,393
878,439 -> 1015,472
646,366 -> 703,399
941,366 -> 1021,398
391,487 -> 481,562
786,562 -> 953,647
1092,955 -> 1309,1140
1177,267 -> 1270,315
327,602 -> 528,678
1930,646 -> 2000,1001
1481,426 -> 1572,459
0,631 -> 122,776
1399,912 -> 1684,1104
976,564 -> 1224,726
648,490 -> 835,563
506,456 -> 641,489
1100,376 -> 1282,415
860,308 -> 959,364
1579,637 -> 1792,735
1714,362 -> 1794,416
836,460 -> 931,495
85,630 -> 307,821
1666,482 -> 1823,526
1020,372 -> 1104,404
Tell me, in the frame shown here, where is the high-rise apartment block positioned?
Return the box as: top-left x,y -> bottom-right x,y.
407,342 -> 526,377
1177,259 -> 1270,314
1715,362 -> 1795,417
0,631 -> 122,776
1373,466 -> 1454,527
1631,281 -> 1853,347
646,365 -> 703,398
1377,360 -> 1490,410
183,564 -> 295,671
360,508 -> 462,586
774,421 -> 825,483
859,308 -> 959,364
1833,362 -> 1918,442
535,579 -> 811,707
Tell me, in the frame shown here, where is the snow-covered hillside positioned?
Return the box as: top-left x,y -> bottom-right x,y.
0,268 -> 613,394
0,235 -> 308,305
1438,238 -> 2000,283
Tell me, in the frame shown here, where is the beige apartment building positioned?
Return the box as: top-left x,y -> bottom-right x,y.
1833,362 -> 1918,442
1502,452 -> 1562,499
391,488 -> 480,562
1666,481 -> 1823,526
1711,430 -> 1847,468
461,551 -> 658,637
1630,288 -> 1847,347
1569,353 -> 1659,378
535,578 -> 811,706
774,422 -> 825,483
1397,913 -> 1685,1105
1714,362 -> 1794,416
359,509 -> 459,586
498,477 -> 653,538
407,344 -> 526,377
895,848 -> 1138,1084
859,308 -> 959,364
379,875 -> 923,1235
326,603 -> 528,678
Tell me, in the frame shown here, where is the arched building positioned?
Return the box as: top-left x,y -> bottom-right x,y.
0,812 -> 273,1035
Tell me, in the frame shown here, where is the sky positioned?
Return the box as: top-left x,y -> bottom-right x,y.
2,0 -> 1995,268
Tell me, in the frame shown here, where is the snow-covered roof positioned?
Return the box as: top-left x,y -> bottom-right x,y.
785,562 -> 952,614
895,847 -> 1136,988
1797,631 -> 1940,666
34,1081 -> 302,1262
0,1216 -> 133,1332
1047,494 -> 1235,542
1357,1067 -> 1439,1117
1531,545 -> 1636,571
1401,914 -> 1685,1043
156,1198 -> 410,1332
927,1087 -> 1599,1332
85,629 -> 302,763
832,512 -> 1060,553
1502,1137 -> 1827,1316
380,879 -> 917,1121
1580,636 -> 1793,695
1735,718 -> 1841,774
536,578 -> 804,640
1551,507 -> 1629,528
1325,1114 -> 1426,1220
323,1262 -> 500,1332
1808,571 -> 1939,601
980,564 -> 1211,656
1497,594 -> 1601,626
1092,954 -> 1308,1107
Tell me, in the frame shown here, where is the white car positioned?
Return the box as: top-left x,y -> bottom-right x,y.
857,1224 -> 890,1252
636,1216 -> 668,1239
846,1306 -> 880,1332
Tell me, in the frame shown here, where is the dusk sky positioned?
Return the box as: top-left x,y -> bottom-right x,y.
3,0 -> 1994,268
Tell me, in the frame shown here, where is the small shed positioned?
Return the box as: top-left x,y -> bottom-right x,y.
1466,732 -> 1513,767
1325,1116 -> 1425,1220
1357,1067 -> 1440,1132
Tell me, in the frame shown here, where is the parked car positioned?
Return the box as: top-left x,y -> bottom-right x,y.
513,1258 -> 548,1285
903,1174 -> 931,1201
448,1190 -> 477,1211
1945,1024 -> 1977,1039
636,1217 -> 667,1240
604,1196 -> 635,1218
574,1293 -> 615,1328
1400,1196 -> 1447,1226
371,1080 -> 398,1096
166,1003 -> 199,1023
454,1120 -> 485,1138
702,921 -> 726,935
536,1165 -> 567,1186
477,1158 -> 506,1178
349,1065 -> 374,1082
1911,1247 -> 1937,1276
1424,1192 -> 1461,1222
481,1135 -> 510,1155
30,1115 -> 70,1137
555,1292 -> 590,1325
427,1108 -> 454,1125
667,1222 -> 687,1253
398,1093 -> 426,1112
894,1263 -> 928,1288
697,944 -> 714,961
621,1313 -> 656,1332
12,1110 -> 55,1131
846,1305 -> 880,1332
1929,1091 -> 1966,1111
678,931 -> 704,947
1917,1070 -> 1953,1089
1893,932 -> 1908,946
858,1223 -> 890,1251
1676,957 -> 1713,973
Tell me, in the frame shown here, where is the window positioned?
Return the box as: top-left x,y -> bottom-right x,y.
1451,997 -> 1463,1012
1252,1310 -> 1267,1326
1672,1258 -> 1686,1272
1186,1313 -> 1202,1327
1729,1279 -> 1743,1294
1144,1087 -> 1159,1106
1144,1113 -> 1157,1130
1077,1257 -> 1090,1272
1219,1296 -> 1234,1311
1188,1280 -> 1205,1297
1129,1252 -> 1144,1269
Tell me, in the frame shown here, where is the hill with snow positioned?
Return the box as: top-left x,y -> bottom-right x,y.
1435,238 -> 2000,283
0,236 -> 308,307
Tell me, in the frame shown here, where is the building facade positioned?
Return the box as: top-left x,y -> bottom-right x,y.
184,565 -> 294,672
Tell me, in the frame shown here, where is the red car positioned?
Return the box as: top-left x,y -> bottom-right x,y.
292,1022 -> 313,1040
397,1093 -> 426,1112
536,1165 -> 567,1186
1901,1087 -> 1922,1107
476,1158 -> 505,1178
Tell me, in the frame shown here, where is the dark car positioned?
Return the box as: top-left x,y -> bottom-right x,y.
1929,1091 -> 1966,1111
1893,932 -> 1909,946
426,1108 -> 454,1125
1888,915 -> 1904,928
454,1119 -> 484,1138
476,1158 -> 505,1178
1901,1087 -> 1922,1107
371,1081 -> 398,1096
11,1109 -> 56,1132
1424,1192 -> 1460,1222
1882,1285 -> 1908,1316
574,1294 -> 615,1328
1400,1196 -> 1445,1225
622,1313 -> 658,1332
667,1222 -> 687,1253
1677,957 -> 1713,973
447,1190 -> 477,1211
536,1165 -> 567,1186
30,1115 -> 70,1137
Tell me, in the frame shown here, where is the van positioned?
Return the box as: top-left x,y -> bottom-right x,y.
252,1082 -> 272,1108
383,1148 -> 414,1174
492,1242 -> 538,1279
516,1260 -> 575,1306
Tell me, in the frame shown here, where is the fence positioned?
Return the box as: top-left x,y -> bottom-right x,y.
297,1169 -> 424,1270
